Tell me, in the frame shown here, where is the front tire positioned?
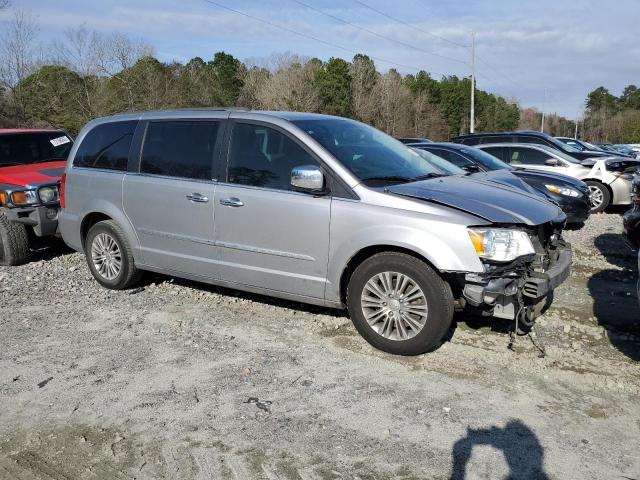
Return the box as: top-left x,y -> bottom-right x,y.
586,181 -> 611,213
347,252 -> 454,356
0,212 -> 31,266
85,220 -> 142,289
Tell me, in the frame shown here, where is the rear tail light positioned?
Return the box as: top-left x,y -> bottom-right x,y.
59,173 -> 67,208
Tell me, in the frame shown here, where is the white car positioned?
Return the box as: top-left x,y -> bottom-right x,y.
477,143 -> 639,212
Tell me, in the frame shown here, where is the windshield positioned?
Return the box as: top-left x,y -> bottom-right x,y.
460,147 -> 513,171
411,148 -> 466,175
0,131 -> 73,166
292,118 -> 445,183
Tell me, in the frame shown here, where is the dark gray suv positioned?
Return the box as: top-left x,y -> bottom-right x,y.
60,110 -> 571,355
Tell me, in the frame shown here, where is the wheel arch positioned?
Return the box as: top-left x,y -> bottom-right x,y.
338,245 -> 447,305
78,203 -> 141,261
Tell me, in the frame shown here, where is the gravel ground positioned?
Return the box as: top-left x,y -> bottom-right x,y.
1,211 -> 639,479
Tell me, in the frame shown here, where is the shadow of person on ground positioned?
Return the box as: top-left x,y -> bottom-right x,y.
450,420 -> 549,480
589,233 -> 640,360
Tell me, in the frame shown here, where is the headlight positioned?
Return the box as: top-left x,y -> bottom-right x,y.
38,186 -> 59,203
10,190 -> 38,205
467,228 -> 535,262
545,184 -> 580,197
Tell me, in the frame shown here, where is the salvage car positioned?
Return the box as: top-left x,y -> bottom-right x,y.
409,142 -> 590,224
60,111 -> 571,355
475,142 -> 638,213
623,176 -> 640,248
0,129 -> 73,265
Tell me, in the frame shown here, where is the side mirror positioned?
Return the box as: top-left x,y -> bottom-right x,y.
291,165 -> 326,192
463,164 -> 480,173
545,158 -> 561,167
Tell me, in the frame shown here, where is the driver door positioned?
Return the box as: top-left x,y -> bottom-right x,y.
213,121 -> 331,300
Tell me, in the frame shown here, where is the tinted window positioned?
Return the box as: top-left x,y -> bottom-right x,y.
510,147 -> 553,166
482,146 -> 509,162
0,131 -> 73,166
428,148 -> 474,168
462,148 -> 512,171
516,136 -> 544,144
480,135 -> 512,144
74,121 -> 136,171
227,123 -> 320,191
141,121 -> 219,180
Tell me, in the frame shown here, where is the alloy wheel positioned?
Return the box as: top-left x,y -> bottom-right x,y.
589,185 -> 604,209
91,233 -> 122,280
360,271 -> 429,341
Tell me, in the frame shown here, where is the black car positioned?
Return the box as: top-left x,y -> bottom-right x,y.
397,137 -> 432,144
623,177 -> 640,248
452,130 -> 613,162
410,142 -> 591,225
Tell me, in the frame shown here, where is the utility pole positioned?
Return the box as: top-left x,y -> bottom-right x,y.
540,89 -> 547,133
574,120 -> 578,139
470,32 -> 475,133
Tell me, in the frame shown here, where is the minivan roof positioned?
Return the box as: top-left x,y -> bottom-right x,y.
93,109 -> 343,123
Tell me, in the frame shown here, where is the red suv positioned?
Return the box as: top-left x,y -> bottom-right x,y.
0,129 -> 73,265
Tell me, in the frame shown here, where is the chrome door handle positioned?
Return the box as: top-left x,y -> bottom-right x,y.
219,197 -> 244,207
186,193 -> 209,203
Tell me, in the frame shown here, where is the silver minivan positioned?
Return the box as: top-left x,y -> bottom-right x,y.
59,110 -> 571,355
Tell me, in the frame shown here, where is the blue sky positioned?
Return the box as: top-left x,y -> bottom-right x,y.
2,0 -> 639,118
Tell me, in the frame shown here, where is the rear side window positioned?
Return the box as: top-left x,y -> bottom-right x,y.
140,121 -> 219,180
482,146 -> 509,162
480,135 -> 512,144
510,147 -> 553,166
74,121 -> 136,171
516,136 -> 543,144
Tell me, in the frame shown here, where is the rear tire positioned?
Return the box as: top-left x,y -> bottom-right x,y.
0,211 -> 31,266
347,252 -> 454,356
85,220 -> 142,289
586,181 -> 611,213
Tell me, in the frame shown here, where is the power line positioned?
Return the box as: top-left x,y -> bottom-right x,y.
351,0 -> 471,49
202,0 -> 437,74
291,0 -> 468,67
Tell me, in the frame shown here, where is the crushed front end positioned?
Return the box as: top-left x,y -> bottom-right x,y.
460,216 -> 571,330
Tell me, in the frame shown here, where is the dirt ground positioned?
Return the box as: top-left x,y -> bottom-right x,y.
1,211 -> 639,480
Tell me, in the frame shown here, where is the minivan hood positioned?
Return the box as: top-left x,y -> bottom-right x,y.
387,176 -> 564,226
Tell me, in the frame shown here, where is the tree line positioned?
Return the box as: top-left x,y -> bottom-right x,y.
0,9 -> 523,139
581,86 -> 640,143
2,6 -> 604,143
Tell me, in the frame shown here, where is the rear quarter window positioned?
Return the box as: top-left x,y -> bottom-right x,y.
73,121 -> 137,171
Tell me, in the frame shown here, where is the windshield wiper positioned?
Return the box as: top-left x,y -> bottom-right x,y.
0,162 -> 24,167
362,175 -> 413,183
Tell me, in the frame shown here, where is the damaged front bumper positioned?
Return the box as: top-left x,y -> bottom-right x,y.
462,245 -> 572,322
4,204 -> 60,237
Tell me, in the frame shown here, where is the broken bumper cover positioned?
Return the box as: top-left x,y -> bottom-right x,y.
4,205 -> 59,237
462,247 -> 572,320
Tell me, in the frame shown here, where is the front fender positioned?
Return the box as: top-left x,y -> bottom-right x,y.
325,202 -> 485,303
